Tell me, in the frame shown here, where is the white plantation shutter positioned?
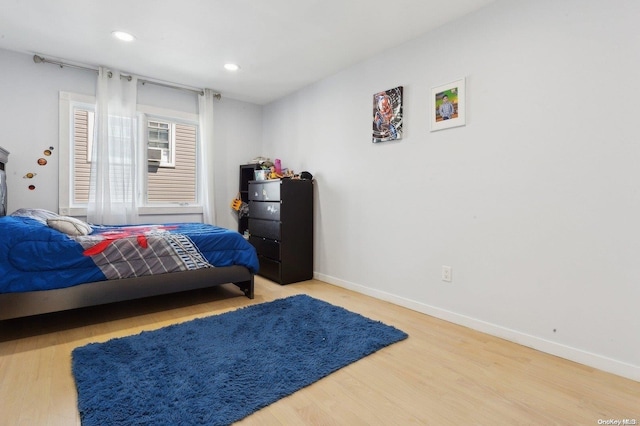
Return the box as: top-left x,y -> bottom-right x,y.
73,109 -> 91,203
147,123 -> 197,203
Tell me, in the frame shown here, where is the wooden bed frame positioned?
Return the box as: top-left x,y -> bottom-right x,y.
0,266 -> 254,321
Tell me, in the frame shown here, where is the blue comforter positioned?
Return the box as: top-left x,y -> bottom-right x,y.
0,216 -> 259,294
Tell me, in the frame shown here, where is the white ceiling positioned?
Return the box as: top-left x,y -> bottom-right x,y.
0,0 -> 495,105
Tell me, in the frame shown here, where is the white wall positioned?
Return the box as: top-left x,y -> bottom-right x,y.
0,50 -> 94,214
262,0 -> 640,380
0,48 -> 262,229
212,97 -> 263,231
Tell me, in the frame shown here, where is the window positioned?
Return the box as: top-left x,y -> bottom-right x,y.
59,92 -> 201,216
144,115 -> 197,204
147,120 -> 174,167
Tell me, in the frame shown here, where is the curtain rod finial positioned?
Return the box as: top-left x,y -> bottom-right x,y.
200,91 -> 222,99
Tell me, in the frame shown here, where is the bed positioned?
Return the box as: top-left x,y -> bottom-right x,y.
0,208 -> 259,320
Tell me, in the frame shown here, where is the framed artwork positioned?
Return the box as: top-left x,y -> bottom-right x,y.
430,78 -> 465,131
372,86 -> 403,143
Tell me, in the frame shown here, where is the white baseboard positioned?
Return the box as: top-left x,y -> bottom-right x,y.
314,272 -> 639,382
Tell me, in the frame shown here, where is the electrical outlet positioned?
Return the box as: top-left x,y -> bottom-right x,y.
441,265 -> 452,282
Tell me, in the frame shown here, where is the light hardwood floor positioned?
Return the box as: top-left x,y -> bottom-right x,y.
1,277 -> 638,425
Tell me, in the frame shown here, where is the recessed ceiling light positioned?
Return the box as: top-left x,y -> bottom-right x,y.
224,63 -> 240,72
112,31 -> 135,42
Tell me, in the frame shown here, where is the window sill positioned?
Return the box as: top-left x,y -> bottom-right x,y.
60,205 -> 204,217
138,205 -> 203,215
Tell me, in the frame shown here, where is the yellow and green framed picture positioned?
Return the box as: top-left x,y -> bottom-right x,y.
430,78 -> 465,131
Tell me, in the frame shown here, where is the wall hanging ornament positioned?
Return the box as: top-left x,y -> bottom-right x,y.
372,86 -> 403,143
430,77 -> 466,131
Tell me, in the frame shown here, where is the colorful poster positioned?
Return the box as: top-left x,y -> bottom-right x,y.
372,86 -> 403,143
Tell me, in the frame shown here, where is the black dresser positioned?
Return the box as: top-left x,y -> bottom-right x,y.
248,178 -> 313,284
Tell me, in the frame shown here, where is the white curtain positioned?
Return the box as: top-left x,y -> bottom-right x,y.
87,67 -> 139,225
198,89 -> 216,225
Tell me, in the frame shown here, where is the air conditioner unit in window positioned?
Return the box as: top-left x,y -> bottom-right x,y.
147,147 -> 162,163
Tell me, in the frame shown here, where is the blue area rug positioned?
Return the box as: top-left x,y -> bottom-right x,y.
72,294 -> 408,425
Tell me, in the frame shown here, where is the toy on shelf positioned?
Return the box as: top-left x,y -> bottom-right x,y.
231,193 -> 242,211
249,156 -> 299,180
268,166 -> 283,179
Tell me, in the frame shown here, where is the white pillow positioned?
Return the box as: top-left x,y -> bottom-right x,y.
47,216 -> 92,236
11,208 -> 61,224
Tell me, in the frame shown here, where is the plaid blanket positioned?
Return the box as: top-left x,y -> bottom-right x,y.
75,229 -> 212,280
